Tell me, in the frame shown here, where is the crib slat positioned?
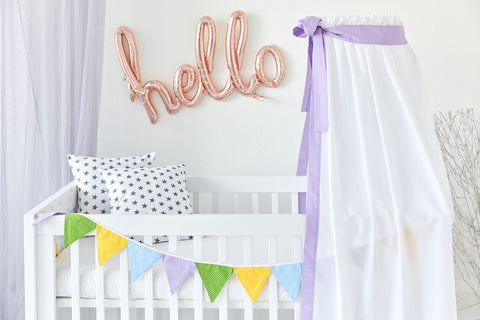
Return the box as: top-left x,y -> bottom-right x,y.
70,240 -> 81,320
291,189 -> 303,320
268,237 -> 278,319
294,236 -> 302,320
95,238 -> 106,320
212,192 -> 219,213
291,193 -> 298,214
120,249 -> 130,320
218,236 -> 228,320
293,236 -> 302,262
233,193 -> 240,213
36,235 -> 57,319
271,193 -> 279,215
243,237 -> 253,320
251,193 -> 259,214
194,236 -> 203,320
144,236 -> 154,320
169,236 -> 179,320
193,192 -> 200,214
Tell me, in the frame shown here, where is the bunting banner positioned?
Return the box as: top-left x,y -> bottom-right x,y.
63,213 -> 97,248
40,213 -> 304,303
270,262 -> 302,302
233,267 -> 271,303
196,263 -> 234,303
96,225 -> 128,266
127,240 -> 163,281
163,254 -> 196,294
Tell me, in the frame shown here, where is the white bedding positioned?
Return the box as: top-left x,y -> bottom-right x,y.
56,236 -> 298,302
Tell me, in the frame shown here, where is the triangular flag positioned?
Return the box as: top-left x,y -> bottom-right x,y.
195,263 -> 233,303
382,229 -> 416,261
64,213 -> 96,248
33,212 -> 67,226
404,229 -> 416,261
96,225 -> 127,266
127,240 -> 162,281
316,256 -> 337,293
382,234 -> 398,252
269,263 -> 302,302
162,255 -> 195,294
234,267 -> 270,303
350,244 -> 370,269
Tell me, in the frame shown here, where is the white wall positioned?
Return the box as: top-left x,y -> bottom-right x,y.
97,0 -> 480,317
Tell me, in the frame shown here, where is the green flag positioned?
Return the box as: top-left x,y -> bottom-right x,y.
63,213 -> 96,248
195,263 -> 233,303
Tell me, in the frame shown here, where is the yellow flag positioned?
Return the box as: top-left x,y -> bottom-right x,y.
404,229 -> 416,261
382,228 -> 416,261
96,225 -> 127,266
234,267 -> 270,303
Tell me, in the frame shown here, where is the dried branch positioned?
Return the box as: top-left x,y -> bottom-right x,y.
434,109 -> 480,307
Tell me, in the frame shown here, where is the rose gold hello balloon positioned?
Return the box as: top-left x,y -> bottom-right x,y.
115,11 -> 285,124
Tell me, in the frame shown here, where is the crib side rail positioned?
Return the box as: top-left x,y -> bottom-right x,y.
26,181 -> 77,214
186,176 -> 307,193
31,213 -> 306,236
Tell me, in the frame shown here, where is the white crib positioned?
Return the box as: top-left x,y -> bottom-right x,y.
24,176 -> 306,320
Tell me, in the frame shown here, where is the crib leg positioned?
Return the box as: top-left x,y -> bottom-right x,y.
36,235 -> 57,319
24,215 -> 37,320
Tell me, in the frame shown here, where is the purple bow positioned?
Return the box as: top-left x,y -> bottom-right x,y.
293,17 -> 407,320
294,16 -> 329,132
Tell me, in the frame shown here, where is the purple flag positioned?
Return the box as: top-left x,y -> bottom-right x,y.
32,212 -> 67,225
128,240 -> 162,281
162,254 -> 195,294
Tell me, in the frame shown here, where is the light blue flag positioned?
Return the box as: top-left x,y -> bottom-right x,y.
270,263 -> 302,302
350,244 -> 370,269
128,240 -> 162,281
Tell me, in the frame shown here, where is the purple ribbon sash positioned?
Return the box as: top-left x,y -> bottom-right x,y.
293,16 -> 407,320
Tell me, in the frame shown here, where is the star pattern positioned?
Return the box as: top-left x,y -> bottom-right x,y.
100,164 -> 193,217
67,152 -> 155,214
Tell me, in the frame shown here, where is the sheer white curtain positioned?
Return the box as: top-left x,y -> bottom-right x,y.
0,0 -> 105,318
311,16 -> 456,319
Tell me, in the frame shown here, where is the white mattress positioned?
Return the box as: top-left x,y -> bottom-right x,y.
56,236 -> 298,302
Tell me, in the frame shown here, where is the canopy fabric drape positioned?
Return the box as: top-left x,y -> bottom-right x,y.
295,15 -> 457,320
0,1 -> 105,318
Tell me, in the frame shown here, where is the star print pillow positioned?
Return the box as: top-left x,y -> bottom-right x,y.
100,164 -> 193,215
67,152 -> 155,214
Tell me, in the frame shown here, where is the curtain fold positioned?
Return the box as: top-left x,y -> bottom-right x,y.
309,30 -> 456,320
0,1 -> 106,318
